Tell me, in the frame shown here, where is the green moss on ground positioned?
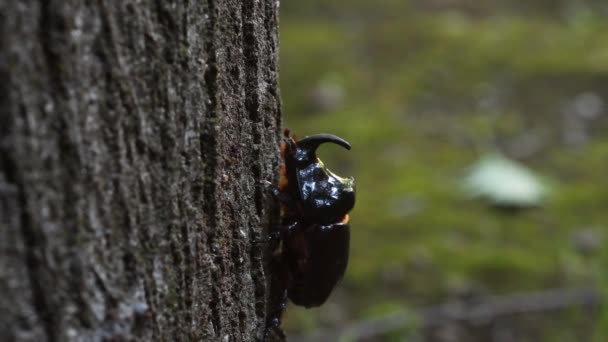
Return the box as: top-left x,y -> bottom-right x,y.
280,2 -> 608,339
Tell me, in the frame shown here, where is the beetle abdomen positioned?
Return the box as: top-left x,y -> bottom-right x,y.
285,222 -> 350,308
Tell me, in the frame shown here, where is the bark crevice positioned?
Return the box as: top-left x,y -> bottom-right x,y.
1,1 -> 281,341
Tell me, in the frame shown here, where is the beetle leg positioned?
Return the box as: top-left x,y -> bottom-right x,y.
251,234 -> 277,245
262,180 -> 294,205
264,256 -> 289,340
262,222 -> 302,340
261,180 -> 281,196
264,288 -> 288,339
251,222 -> 292,245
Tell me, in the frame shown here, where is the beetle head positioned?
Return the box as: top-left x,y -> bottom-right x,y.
295,134 -> 355,223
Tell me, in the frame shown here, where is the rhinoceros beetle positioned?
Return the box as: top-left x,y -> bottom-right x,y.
265,129 -> 355,337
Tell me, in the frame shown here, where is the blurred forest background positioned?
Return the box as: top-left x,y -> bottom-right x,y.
279,0 -> 608,341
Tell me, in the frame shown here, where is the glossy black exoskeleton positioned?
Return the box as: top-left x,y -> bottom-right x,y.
265,130 -> 355,338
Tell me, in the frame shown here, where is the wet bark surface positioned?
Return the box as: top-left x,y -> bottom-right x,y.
0,1 -> 282,341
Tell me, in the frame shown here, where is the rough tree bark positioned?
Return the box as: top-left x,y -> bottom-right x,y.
0,1 -> 282,341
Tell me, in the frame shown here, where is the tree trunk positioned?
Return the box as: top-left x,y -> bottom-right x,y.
0,1 -> 282,341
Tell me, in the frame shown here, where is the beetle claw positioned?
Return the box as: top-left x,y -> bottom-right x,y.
251,231 -> 280,245
262,180 -> 295,205
261,180 -> 281,197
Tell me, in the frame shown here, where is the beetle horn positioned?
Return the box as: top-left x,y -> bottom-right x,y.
298,134 -> 351,151
295,134 -> 351,163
